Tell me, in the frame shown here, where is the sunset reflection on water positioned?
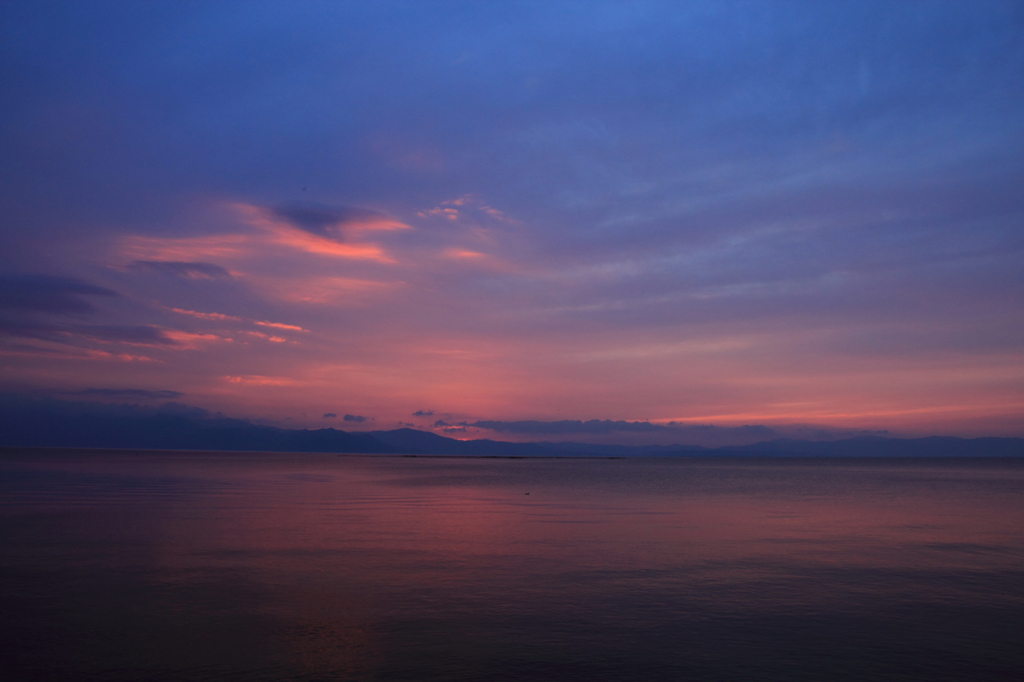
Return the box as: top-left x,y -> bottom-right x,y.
2,452 -> 1022,681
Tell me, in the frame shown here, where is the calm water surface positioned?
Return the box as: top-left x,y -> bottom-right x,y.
1,451 -> 1023,681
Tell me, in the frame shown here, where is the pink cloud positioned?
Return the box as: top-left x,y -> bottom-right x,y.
84,350 -> 158,362
418,207 -> 460,220
170,308 -> 307,333
162,331 -> 232,348
122,234 -> 253,261
233,203 -> 404,262
222,375 -> 295,386
254,320 -> 307,332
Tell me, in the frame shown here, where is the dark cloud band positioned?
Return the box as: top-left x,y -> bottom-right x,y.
0,274 -> 117,313
69,388 -> 184,399
271,203 -> 386,237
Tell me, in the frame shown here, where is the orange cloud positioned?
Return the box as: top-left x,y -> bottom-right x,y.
438,247 -> 523,274
445,248 -> 486,259
254,320 -> 308,332
667,402 -> 1024,426
242,331 -> 290,343
341,215 -> 411,232
223,375 -> 295,386
170,308 -> 308,333
263,224 -> 393,260
232,203 -> 402,262
123,204 -> 405,268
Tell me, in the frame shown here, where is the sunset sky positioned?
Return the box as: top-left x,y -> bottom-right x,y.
1,1 -> 1022,444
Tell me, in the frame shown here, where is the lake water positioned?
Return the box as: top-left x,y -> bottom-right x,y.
1,451 -> 1022,681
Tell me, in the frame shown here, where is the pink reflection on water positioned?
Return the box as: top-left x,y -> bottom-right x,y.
91,455 -> 1021,590
4,452 -> 1023,679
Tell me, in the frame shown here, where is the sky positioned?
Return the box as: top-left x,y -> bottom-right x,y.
1,1 -> 1022,445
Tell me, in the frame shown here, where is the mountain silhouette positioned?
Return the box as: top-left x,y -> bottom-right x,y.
1,398 -> 1021,457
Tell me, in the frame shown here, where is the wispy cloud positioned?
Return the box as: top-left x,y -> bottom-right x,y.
170,308 -> 307,332
233,203 -> 405,263
121,234 -> 254,262
171,308 -> 242,322
128,261 -> 232,279
0,318 -> 179,348
254,320 -> 306,332
222,375 -> 295,386
162,330 -> 231,349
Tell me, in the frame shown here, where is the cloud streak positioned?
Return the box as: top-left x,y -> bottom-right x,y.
170,308 -> 308,332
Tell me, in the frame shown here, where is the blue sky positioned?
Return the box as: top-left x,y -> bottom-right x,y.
1,1 -> 1022,443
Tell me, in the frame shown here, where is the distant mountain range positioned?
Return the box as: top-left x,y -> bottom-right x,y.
367,429 -> 1023,457
1,398 -> 1021,457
